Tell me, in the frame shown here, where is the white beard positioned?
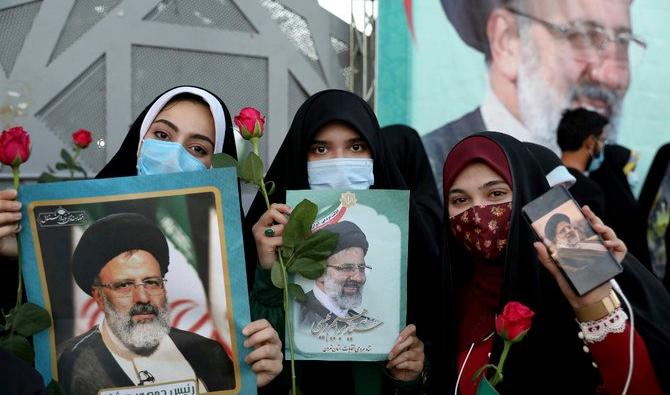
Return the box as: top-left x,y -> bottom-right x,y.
102,294 -> 171,356
323,275 -> 364,311
517,37 -> 568,153
516,31 -> 625,149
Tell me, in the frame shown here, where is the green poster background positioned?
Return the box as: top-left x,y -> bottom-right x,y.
286,189 -> 409,361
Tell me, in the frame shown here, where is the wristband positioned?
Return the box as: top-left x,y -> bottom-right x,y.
574,290 -> 620,322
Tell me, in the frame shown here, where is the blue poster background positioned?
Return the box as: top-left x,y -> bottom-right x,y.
378,0 -> 670,195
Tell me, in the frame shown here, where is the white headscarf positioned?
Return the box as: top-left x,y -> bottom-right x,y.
136,86 -> 227,156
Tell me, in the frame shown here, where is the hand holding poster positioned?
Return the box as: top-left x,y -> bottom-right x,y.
18,168 -> 256,394
286,190 -> 409,361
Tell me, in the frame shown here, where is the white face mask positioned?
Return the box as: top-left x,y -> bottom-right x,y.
307,158 -> 374,190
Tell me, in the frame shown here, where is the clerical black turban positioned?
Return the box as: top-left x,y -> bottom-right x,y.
71,213 -> 169,295
441,0 -> 505,57
544,213 -> 571,242
318,221 -> 369,256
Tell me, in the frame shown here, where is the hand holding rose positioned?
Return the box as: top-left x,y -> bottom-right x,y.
0,126 -> 31,166
0,126 -> 31,258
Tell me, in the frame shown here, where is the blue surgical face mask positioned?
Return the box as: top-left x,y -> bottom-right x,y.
588,144 -> 605,173
137,139 -> 207,176
307,158 -> 374,190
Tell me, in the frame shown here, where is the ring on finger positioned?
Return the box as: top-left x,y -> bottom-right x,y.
264,227 -> 275,237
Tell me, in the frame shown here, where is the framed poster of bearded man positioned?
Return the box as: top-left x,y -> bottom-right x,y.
17,168 -> 256,394
286,190 -> 409,361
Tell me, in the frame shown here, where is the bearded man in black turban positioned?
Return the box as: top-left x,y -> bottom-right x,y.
58,213 -> 235,394
298,221 -> 381,333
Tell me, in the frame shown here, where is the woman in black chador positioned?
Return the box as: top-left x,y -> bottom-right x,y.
432,132 -> 670,395
247,90 -> 443,394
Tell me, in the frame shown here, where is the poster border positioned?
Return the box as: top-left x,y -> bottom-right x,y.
18,168 -> 253,394
286,189 -> 409,362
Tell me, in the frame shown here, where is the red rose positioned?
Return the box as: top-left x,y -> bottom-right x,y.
0,126 -> 31,166
72,128 -> 93,148
234,107 -> 265,140
495,301 -> 535,343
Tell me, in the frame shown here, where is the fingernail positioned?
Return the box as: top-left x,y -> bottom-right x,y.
12,202 -> 21,210
14,213 -> 22,220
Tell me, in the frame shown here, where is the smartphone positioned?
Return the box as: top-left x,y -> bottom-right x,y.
522,185 -> 623,296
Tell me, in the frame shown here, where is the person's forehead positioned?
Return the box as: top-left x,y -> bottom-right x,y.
99,250 -> 162,281
313,122 -> 363,142
450,162 -> 508,192
327,247 -> 366,264
154,101 -> 215,138
556,221 -> 573,231
534,0 -> 632,29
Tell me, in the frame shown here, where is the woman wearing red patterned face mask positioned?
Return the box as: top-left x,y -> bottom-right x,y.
433,132 -> 669,395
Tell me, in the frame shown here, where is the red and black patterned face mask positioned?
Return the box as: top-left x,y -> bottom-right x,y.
450,202 -> 513,261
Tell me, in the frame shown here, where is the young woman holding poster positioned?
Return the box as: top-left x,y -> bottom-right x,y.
434,132 -> 670,394
0,86 -> 284,392
247,89 -> 443,394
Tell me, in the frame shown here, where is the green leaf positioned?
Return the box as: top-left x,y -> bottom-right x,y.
294,230 -> 338,261
55,162 -> 68,170
212,153 -> 238,169
265,181 -> 276,196
237,152 -> 264,186
282,199 -> 318,250
472,364 -> 498,382
37,172 -> 63,183
75,166 -> 88,178
47,380 -> 66,395
280,246 -> 294,261
270,263 -> 285,289
12,303 -> 51,337
60,149 -> 78,170
0,335 -> 34,362
287,283 -> 307,302
288,257 -> 326,279
3,306 -> 17,325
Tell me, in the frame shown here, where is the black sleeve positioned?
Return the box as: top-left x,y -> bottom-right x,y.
0,349 -> 47,395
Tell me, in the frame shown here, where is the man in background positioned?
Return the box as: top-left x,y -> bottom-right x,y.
557,108 -> 609,220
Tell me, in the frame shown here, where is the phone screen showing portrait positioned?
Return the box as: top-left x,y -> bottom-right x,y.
522,186 -> 623,296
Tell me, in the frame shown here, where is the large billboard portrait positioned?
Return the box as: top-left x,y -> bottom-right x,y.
378,0 -> 670,199
286,190 -> 409,361
18,168 -> 256,394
